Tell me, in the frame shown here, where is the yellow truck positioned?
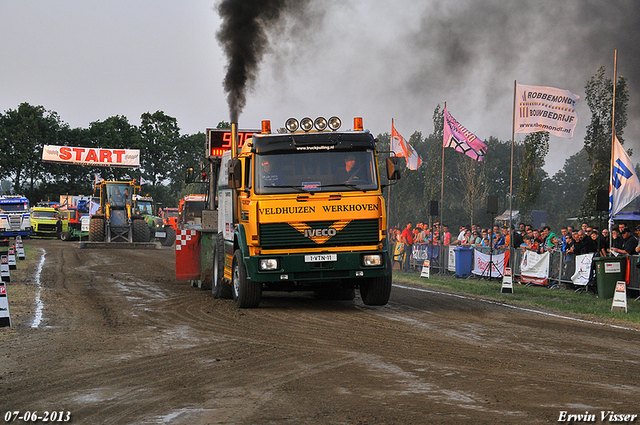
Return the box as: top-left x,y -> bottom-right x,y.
175,116 -> 400,308
30,204 -> 60,238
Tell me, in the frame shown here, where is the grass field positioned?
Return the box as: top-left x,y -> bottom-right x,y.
394,268 -> 640,325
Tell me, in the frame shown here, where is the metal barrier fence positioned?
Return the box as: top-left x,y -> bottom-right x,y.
393,242 -> 640,290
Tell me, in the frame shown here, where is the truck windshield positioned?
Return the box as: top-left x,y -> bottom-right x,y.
255,150 -> 379,194
136,201 -> 153,215
0,203 -> 29,212
32,210 -> 58,219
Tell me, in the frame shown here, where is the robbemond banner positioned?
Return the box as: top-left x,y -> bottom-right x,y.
42,145 -> 140,168
515,84 -> 580,139
472,249 -> 508,278
520,250 -> 550,285
571,253 -> 594,287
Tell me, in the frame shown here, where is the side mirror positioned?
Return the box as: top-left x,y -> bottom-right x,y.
386,157 -> 401,181
228,159 -> 242,189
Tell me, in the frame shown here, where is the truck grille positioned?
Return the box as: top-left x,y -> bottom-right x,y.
259,218 -> 379,249
9,216 -> 21,230
38,223 -> 58,232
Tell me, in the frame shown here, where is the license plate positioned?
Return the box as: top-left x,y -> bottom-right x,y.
305,254 -> 337,263
155,231 -> 167,238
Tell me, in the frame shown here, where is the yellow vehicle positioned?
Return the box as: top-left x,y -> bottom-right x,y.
89,180 -> 149,243
176,117 -> 401,308
30,205 -> 60,238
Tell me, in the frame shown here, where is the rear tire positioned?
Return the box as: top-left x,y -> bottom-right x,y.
89,217 -> 105,242
212,234 -> 232,299
232,250 -> 261,308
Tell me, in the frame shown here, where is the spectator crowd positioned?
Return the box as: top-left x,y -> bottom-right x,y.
390,221 -> 638,272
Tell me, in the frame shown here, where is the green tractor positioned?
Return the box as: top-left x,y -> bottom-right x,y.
89,181 -> 150,243
132,193 -> 175,246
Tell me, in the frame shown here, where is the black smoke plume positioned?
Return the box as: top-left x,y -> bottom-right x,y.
216,0 -> 307,123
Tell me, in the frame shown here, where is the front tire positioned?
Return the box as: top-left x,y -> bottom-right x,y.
232,250 -> 261,308
212,234 -> 232,299
89,217 -> 105,242
60,231 -> 72,241
132,219 -> 150,242
360,273 -> 392,306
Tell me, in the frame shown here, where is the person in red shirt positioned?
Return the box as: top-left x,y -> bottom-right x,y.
401,222 -> 414,271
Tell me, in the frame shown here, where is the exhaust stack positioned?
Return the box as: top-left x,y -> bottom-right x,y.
231,122 -> 239,159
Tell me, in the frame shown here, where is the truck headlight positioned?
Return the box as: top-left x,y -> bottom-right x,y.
259,258 -> 279,271
363,254 -> 382,266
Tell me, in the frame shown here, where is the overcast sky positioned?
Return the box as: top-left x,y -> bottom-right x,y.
1,1 -> 639,175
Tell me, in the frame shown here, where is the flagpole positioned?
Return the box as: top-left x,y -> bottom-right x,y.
509,80 -> 516,269
609,49 -> 618,251
440,103 -> 446,275
388,118 -> 393,234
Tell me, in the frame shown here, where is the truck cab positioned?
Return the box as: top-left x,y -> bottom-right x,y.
0,195 -> 32,237
202,117 -> 400,308
30,205 -> 60,237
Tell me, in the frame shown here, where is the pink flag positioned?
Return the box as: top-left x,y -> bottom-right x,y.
443,108 -> 487,161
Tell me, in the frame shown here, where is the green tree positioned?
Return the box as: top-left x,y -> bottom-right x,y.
516,132 -> 549,225
88,116 -> 141,182
580,66 -> 629,221
139,111 -> 180,189
0,103 -> 62,194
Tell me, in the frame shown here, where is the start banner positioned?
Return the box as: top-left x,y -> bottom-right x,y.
42,145 -> 140,168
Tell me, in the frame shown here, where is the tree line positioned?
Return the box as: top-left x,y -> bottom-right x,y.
0,105 -> 205,208
0,67 -> 629,227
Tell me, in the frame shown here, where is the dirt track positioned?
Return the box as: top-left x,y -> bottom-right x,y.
1,239 -> 639,424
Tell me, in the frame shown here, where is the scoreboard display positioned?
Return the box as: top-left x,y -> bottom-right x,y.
206,128 -> 260,158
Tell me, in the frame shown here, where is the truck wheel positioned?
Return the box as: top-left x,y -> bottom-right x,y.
232,250 -> 261,308
60,231 -> 72,241
133,219 -> 150,242
212,234 -> 232,299
89,217 -> 105,242
161,226 -> 176,246
360,273 -> 392,306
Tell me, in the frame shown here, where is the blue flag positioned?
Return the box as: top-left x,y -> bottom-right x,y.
610,136 -> 640,219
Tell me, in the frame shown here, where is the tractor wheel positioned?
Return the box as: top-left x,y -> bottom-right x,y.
132,219 -> 150,242
212,233 -> 232,299
232,250 -> 261,308
160,226 -> 176,247
89,217 -> 105,242
60,231 -> 72,241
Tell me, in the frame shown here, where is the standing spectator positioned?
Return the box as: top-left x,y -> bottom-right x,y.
612,228 -> 636,256
454,226 -> 466,245
401,222 -> 414,271
611,228 -> 623,252
442,225 -> 452,245
601,228 -> 610,256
